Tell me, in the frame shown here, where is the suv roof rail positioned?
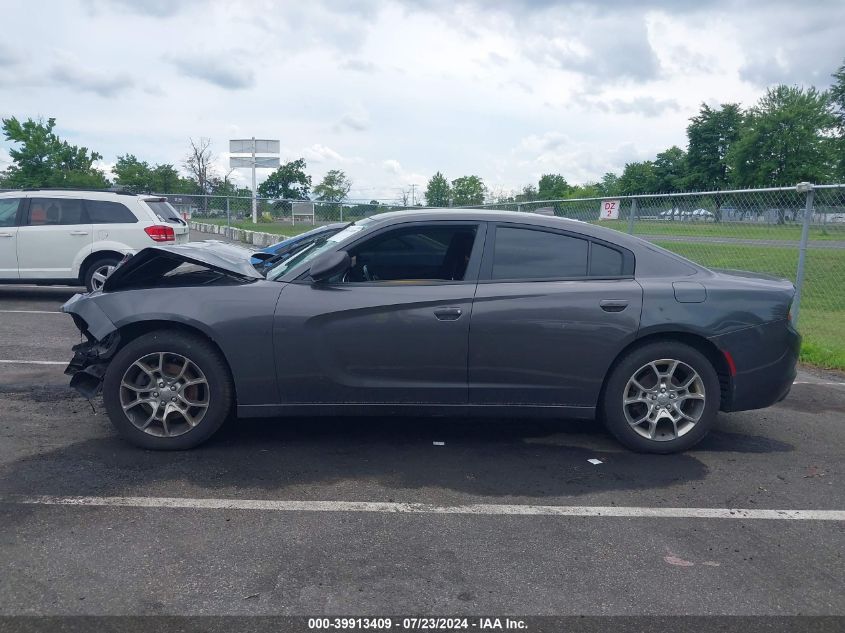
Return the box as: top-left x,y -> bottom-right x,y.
20,187 -> 138,196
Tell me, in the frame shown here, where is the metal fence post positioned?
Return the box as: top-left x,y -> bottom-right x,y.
627,198 -> 637,234
792,183 -> 815,326
225,196 -> 230,230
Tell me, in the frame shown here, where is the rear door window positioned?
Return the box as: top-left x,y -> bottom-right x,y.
492,227 -> 588,280
0,198 -> 21,227
85,200 -> 138,224
26,198 -> 85,226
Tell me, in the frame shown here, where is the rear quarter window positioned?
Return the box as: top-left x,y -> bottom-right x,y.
86,200 -> 138,224
589,242 -> 624,276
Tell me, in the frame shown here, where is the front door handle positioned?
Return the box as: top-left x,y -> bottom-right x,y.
434,307 -> 463,321
0,232 -> 13,237
600,300 -> 629,312
69,230 -> 89,236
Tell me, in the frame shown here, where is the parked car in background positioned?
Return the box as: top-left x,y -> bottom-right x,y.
63,210 -> 799,454
658,208 -> 714,221
0,190 -> 189,291
250,223 -> 346,273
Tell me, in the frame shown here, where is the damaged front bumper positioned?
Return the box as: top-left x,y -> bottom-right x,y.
62,293 -> 120,399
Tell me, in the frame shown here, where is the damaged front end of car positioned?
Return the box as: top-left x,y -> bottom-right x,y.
62,241 -> 264,399
62,295 -> 122,399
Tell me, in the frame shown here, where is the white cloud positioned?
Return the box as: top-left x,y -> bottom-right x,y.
49,57 -> 135,97
168,53 -> 255,90
0,0 -> 840,199
302,144 -> 345,164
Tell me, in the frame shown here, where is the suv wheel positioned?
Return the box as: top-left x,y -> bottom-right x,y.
84,256 -> 121,292
601,341 -> 720,454
102,330 -> 233,450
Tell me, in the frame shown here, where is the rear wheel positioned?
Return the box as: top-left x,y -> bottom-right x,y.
601,341 -> 720,453
102,330 -> 233,450
84,256 -> 121,292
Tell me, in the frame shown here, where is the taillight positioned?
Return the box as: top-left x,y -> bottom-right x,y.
144,225 -> 175,242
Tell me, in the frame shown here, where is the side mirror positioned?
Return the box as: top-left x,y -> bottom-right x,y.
309,250 -> 350,283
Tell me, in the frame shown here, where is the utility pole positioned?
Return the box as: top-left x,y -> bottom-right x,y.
251,137 -> 257,223
409,183 -> 419,206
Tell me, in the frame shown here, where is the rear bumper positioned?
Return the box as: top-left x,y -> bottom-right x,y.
711,320 -> 800,412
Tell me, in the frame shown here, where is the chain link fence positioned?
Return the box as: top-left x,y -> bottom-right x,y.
167,184 -> 844,368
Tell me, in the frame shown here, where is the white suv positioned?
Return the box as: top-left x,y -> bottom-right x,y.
0,190 -> 189,291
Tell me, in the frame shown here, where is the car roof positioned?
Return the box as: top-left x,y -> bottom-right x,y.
361,208 -> 706,278
365,208 -> 647,248
0,189 -> 160,201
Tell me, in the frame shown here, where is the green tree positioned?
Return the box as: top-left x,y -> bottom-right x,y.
597,172 -> 620,197
653,146 -> 688,193
728,85 -> 838,188
1,116 -> 109,189
537,173 -> 571,200
618,161 -> 659,195
685,103 -> 743,191
515,184 -> 538,202
257,158 -> 311,200
830,59 -> 845,178
450,175 -> 486,206
112,154 -> 153,192
150,163 -> 190,193
568,183 -> 602,198
314,169 -> 352,202
424,171 -> 451,206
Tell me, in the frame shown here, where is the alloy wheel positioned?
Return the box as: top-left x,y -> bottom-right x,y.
90,264 -> 116,291
119,352 -> 210,437
622,358 -> 706,441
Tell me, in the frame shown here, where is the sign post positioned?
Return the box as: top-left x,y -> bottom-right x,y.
229,138 -> 280,223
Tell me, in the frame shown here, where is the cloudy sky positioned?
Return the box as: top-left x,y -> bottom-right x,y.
0,0 -> 842,201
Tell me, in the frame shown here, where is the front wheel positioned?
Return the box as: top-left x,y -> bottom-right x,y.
601,341 -> 720,454
102,330 -> 233,450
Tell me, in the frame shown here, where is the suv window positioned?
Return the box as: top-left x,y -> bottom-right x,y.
0,198 -> 20,227
86,200 -> 138,224
492,227 -> 588,279
343,225 -> 478,282
27,198 -> 85,226
144,200 -> 184,224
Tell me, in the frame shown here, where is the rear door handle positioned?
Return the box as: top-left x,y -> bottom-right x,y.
434,307 -> 463,321
600,300 -> 629,312
69,230 -> 89,235
0,232 -> 13,237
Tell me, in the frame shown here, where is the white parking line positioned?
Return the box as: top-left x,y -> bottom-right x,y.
0,360 -> 66,365
792,381 -> 845,386
0,310 -> 62,314
4,495 -> 844,521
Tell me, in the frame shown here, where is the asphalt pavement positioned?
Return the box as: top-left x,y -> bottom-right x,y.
0,280 -> 843,619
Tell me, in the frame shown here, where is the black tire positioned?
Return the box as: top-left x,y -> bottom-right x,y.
600,341 -> 720,454
84,255 -> 121,292
102,330 -> 233,450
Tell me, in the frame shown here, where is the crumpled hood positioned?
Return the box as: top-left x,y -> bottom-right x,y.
104,240 -> 263,291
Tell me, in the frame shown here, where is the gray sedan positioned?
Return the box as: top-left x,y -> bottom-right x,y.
62,210 -> 800,453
